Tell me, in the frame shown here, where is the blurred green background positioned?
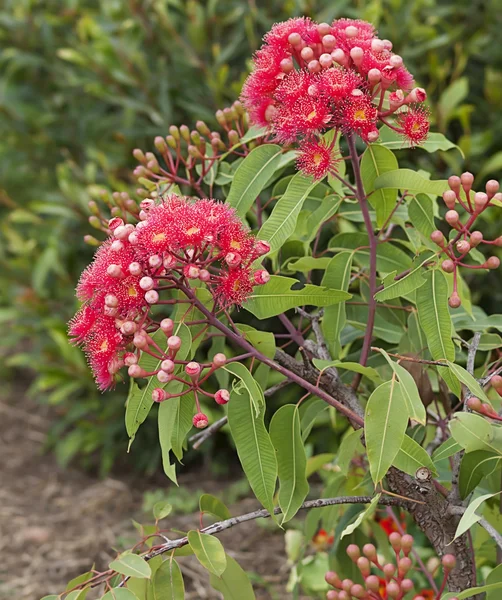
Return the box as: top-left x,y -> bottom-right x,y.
1,0 -> 501,474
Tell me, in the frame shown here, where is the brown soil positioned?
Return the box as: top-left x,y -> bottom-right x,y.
0,393 -> 299,600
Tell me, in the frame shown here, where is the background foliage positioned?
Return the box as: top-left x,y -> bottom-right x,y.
1,0 -> 501,473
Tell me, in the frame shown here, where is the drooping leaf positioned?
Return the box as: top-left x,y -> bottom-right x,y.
408,194 -> 436,239
109,554 -> 152,579
365,378 -> 410,483
200,494 -> 231,521
360,144 -> 399,227
236,324 -> 276,358
244,275 -> 351,319
374,169 -> 449,197
341,494 -> 381,538
269,405 -> 309,523
222,362 -> 264,417
337,429 -> 364,476
453,492 -> 500,541
321,252 -> 353,357
450,413 -> 499,454
153,557 -> 185,600
375,258 -> 429,302
209,554 -> 256,600
226,145 -> 284,216
459,451 -> 501,499
312,359 -> 382,384
227,388 -> 277,516
188,531 -> 227,577
446,361 -> 491,403
258,172 -> 317,254
393,434 -> 438,476
299,396 -> 329,441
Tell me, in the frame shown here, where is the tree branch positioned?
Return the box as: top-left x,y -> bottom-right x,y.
449,505 -> 502,552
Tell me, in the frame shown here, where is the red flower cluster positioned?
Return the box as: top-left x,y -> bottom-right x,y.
69,195 -> 270,390
242,17 -> 429,179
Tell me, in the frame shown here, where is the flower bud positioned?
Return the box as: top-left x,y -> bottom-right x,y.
486,179 -> 500,197
128,364 -> 146,378
401,579 -> 414,592
225,252 -> 242,268
307,59 -> 321,73
124,352 -> 138,366
441,259 -> 455,273
350,584 -> 365,599
331,49 -> 347,66
199,269 -> 211,282
386,581 -> 400,599
383,563 -> 396,579
318,22 -> 331,35
405,87 -> 427,103
160,318 -> 174,335
145,289 -> 159,304
166,135 -> 177,149
389,532 -> 402,551
371,38 -> 385,52
356,557 -> 370,577
484,256 -> 500,269
105,294 -> 119,308
456,240 -> 470,254
368,68 -> 381,84
346,544 -> 360,562
460,171 -> 474,188
345,25 -> 358,37
442,554 -> 456,571
157,370 -> 172,384
148,254 -> 162,269
362,544 -> 377,560
113,225 -> 130,240
389,90 -> 404,110
349,47 -> 364,66
110,241 -> 124,254
288,32 -> 302,46
398,557 -> 412,576
152,388 -> 169,403
154,136 -> 167,153
341,579 -> 353,592
365,575 -> 380,591
185,361 -> 201,379
448,292 -> 461,309
445,210 -> 459,226
280,57 -> 294,73
140,276 -> 155,291
161,359 -> 175,374
139,210 -> 148,221
163,254 -> 176,269
448,175 -> 461,191
121,321 -> 137,335
319,53 -> 333,68
108,217 -> 124,230
322,34 -> 336,50
254,269 -> 270,285
474,192 -> 488,212
215,389 -> 230,405
184,264 -> 200,279
167,336 -> 182,352
470,231 -> 483,247
84,235 -> 100,246
193,412 -> 209,429
212,353 -> 227,367
169,125 -> 180,140
107,264 -> 125,279
338,592 -> 350,600
390,54 -> 403,67
325,571 -> 342,588
179,124 -> 190,142
491,374 -> 502,393
301,46 -> 314,61
431,230 -> 445,246
402,534 -> 413,552
133,149 -> 146,163
442,190 -> 457,209
326,592 -> 339,600
133,333 -> 149,349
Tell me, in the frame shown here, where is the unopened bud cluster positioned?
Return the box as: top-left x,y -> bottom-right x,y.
242,17 -> 429,180
430,173 -> 501,308
325,534 -> 458,600
467,387 -> 502,422
69,194 -> 270,393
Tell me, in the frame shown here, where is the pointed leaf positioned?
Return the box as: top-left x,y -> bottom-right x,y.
393,435 -> 438,476
365,378 -> 409,483
442,582 -> 502,600
101,591 -> 140,600
453,492 -> 500,541
258,172 -> 317,254
459,451 -> 501,499
375,259 -> 429,302
341,494 -> 381,538
109,555 -> 152,579
227,388 -> 277,515
374,169 -> 449,197
378,126 -> 462,154
312,359 -> 382,384
226,145 -> 284,216
210,554 -> 256,600
408,194 -> 436,239
223,362 -> 265,417
200,494 -> 231,521
446,361 -> 491,403
153,501 -> 172,521
244,275 -> 350,319
337,429 -> 364,476
153,556 -> 185,600
270,405 -> 309,523
360,144 -> 399,227
450,413 -> 499,454
188,531 -> 227,577
432,437 -> 462,463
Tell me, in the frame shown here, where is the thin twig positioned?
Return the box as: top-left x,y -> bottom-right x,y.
449,506 -> 502,552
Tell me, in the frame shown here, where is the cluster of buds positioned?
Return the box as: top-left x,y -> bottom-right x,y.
133,100 -> 262,198
242,17 -> 429,180
430,173 -> 501,308
85,190 -> 141,247
325,534 -> 458,600
467,393 -> 502,422
69,194 -> 270,394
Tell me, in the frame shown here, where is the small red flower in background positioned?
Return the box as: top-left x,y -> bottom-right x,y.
311,528 -> 335,551
414,591 -> 434,600
375,513 -> 406,536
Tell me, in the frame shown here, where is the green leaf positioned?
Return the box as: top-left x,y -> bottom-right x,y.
153,556 -> 184,600
226,145 -> 284,216
200,494 -> 231,521
375,259 -> 429,302
450,413 -> 499,454
393,435 -> 438,476
408,194 -> 436,239
244,275 -> 350,319
321,252 -> 353,357
441,582 -> 502,600
416,270 -> 459,395
223,362 -> 265,417
236,324 -> 276,359
109,554 -> 152,579
374,169 -> 449,197
459,451 -> 501,499
312,359 -> 382,384
299,397 -> 329,441
210,554 -> 256,600
341,494 -> 381,538
337,429 -> 364,476
287,256 -> 332,273
446,361 -> 491,403
360,144 -> 399,227
66,571 -> 93,592
365,378 -> 410,483
188,531 -> 227,576
375,348 -> 426,424
453,492 -> 500,541
438,77 -> 469,127
432,437 -> 462,463
378,126 -> 462,155
227,388 -> 277,516
101,590 -> 140,600
258,172 -> 317,254
153,501 -> 172,521
306,453 -> 336,478
269,405 -> 309,523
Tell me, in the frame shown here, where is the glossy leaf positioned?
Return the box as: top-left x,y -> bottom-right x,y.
450,413 -> 498,454
365,378 -> 410,483
209,554 -> 256,600
153,501 -> 172,521
269,405 -> 309,523
244,275 -> 351,319
226,144 -> 283,216
109,554 -> 152,579
341,494 -> 381,538
337,429 -> 364,476
153,556 -> 185,600
236,324 -> 276,358
378,126 -> 462,154
258,172 -> 317,254
375,259 -> 429,302
227,388 -> 277,516
446,361 -> 491,403
312,359 -> 382,384
432,437 -> 463,463
200,494 -> 231,521
393,434 -> 438,476
442,582 -> 502,600
453,492 -> 500,541
188,531 -> 227,577
374,169 -> 449,196
223,362 -> 264,417
459,451 -> 501,499
408,194 -> 436,239
360,144 -> 399,227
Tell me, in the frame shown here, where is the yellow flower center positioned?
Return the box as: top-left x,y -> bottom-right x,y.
354,110 -> 367,121
307,109 -> 317,121
313,153 -> 323,166
186,226 -> 200,236
99,340 -> 109,352
230,240 -> 241,250
128,286 -> 137,297
153,232 -> 166,242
